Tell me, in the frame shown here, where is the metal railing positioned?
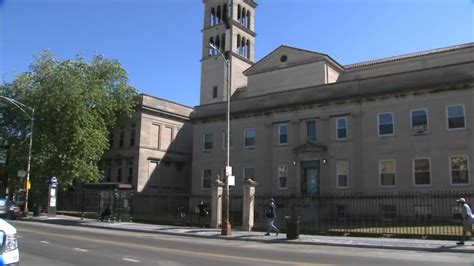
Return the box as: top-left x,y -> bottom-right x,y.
57,190 -> 472,238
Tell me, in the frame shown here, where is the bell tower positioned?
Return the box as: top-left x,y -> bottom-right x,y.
200,0 -> 257,105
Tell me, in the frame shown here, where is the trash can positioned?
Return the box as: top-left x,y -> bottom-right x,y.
33,204 -> 41,217
285,216 -> 300,240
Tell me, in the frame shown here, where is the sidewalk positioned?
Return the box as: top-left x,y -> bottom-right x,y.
26,215 -> 474,254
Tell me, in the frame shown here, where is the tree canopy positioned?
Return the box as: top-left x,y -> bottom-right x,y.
0,51 -> 138,191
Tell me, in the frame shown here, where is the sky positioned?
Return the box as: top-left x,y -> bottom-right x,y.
0,0 -> 473,107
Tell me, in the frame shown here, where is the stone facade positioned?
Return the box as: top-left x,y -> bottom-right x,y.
193,0 -> 474,196
102,94 -> 193,193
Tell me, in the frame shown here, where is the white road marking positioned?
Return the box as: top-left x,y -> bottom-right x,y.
16,235 -> 23,238
122,258 -> 140,263
40,241 -> 51,244
74,248 -> 88,252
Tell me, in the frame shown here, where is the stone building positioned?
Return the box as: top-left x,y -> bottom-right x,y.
102,94 -> 193,193
192,0 -> 474,196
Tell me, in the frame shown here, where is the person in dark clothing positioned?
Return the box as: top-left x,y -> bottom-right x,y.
100,204 -> 111,221
265,198 -> 279,236
197,200 -> 209,227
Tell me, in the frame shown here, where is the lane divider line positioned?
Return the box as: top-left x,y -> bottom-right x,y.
74,248 -> 88,252
122,258 -> 140,263
40,241 -> 51,244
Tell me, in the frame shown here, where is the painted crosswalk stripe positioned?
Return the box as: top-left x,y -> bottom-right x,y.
74,248 -> 88,252
122,258 -> 140,263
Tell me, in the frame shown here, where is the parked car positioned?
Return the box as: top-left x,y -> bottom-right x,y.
0,200 -> 22,220
0,218 -> 19,265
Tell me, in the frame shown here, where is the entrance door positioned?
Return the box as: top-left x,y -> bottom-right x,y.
301,161 -> 320,196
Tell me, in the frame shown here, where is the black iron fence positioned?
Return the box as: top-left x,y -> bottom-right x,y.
57,190 -> 473,238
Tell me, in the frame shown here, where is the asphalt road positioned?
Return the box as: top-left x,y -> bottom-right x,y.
10,220 -> 474,266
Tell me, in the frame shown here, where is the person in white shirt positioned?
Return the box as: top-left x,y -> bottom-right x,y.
456,197 -> 473,245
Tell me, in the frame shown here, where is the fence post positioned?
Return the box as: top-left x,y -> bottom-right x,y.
129,192 -> 134,223
80,192 -> 85,220
112,189 -> 117,222
242,179 -> 258,231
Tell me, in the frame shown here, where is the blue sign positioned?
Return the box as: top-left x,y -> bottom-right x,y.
51,176 -> 58,188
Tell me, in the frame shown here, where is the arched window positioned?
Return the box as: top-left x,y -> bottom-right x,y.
237,34 -> 241,55
246,11 -> 251,28
208,37 -> 214,56
241,37 -> 246,57
215,35 -> 221,51
241,8 -> 246,25
237,5 -> 241,22
246,40 -> 250,58
210,8 -> 216,26
221,33 -> 226,52
223,4 -> 228,23
217,6 -> 222,24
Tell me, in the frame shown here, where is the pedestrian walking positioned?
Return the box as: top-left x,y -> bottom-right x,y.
197,200 -> 209,228
265,198 -> 279,236
456,197 -> 473,245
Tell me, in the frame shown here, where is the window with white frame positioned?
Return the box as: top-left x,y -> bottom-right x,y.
243,167 -> 255,181
202,169 -> 212,189
379,160 -> 396,187
244,128 -> 256,148
278,164 -> 288,189
278,123 -> 288,145
306,120 -> 317,142
447,105 -> 466,130
413,158 -> 431,186
450,155 -> 469,184
203,133 -> 213,151
336,117 -> 348,140
411,109 -> 428,135
222,131 -> 232,149
378,113 -> 394,136
336,161 -> 349,188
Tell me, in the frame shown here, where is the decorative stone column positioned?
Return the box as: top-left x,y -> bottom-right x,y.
211,178 -> 224,228
242,179 -> 258,231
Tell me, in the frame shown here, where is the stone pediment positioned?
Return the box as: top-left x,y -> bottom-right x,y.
293,142 -> 327,154
244,45 -> 342,76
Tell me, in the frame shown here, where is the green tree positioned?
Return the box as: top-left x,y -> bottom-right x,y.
1,51 -> 138,190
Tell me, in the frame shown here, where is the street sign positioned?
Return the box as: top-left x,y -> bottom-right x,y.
228,175 -> 235,186
27,180 -> 31,190
17,170 -> 26,178
225,166 -> 232,176
50,176 -> 58,188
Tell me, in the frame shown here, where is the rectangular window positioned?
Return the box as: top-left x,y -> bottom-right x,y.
379,160 -> 396,187
117,160 -> 122,183
336,161 -> 349,188
128,160 -> 134,184
212,86 -> 218,99
244,128 -> 256,148
414,205 -> 432,221
106,161 -> 112,182
450,155 -> 469,185
278,123 -> 288,145
306,120 -> 317,142
337,205 -> 347,220
203,133 -> 213,151
413,158 -> 431,186
336,117 -> 348,140
152,124 -> 161,149
278,164 -> 288,189
222,131 -> 232,149
130,123 -> 136,146
119,131 -> 125,148
380,205 -> 397,220
411,109 -> 428,135
378,113 -> 394,136
447,105 -> 466,130
109,133 -> 114,149
243,167 -> 255,181
202,169 -> 212,189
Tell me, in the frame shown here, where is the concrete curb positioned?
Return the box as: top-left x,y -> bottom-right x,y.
23,217 -> 473,254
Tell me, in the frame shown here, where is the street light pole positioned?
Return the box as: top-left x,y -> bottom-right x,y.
0,96 -> 34,216
209,43 -> 232,236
